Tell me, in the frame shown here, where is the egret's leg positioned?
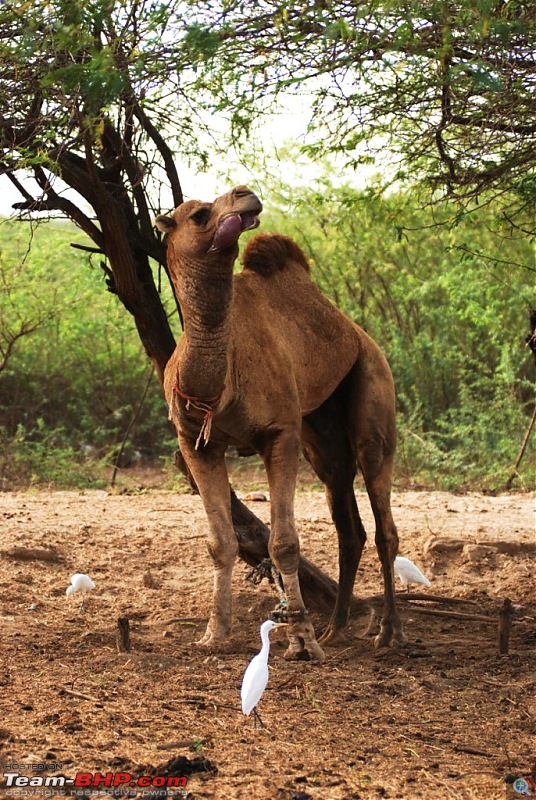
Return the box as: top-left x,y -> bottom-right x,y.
252,708 -> 264,728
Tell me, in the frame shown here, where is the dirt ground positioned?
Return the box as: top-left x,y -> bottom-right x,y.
0,475 -> 534,800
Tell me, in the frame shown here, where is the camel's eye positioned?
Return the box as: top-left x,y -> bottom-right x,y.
190,207 -> 210,226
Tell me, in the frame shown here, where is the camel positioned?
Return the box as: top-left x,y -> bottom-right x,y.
155,185 -> 404,662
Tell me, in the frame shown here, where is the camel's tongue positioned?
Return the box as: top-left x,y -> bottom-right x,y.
209,214 -> 242,252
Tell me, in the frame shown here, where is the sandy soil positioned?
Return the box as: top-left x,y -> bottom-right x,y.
0,483 -> 534,800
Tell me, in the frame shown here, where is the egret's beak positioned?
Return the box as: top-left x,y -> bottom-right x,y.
274,622 -> 288,627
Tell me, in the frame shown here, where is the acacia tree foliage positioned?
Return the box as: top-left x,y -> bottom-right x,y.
0,0 -> 196,380
179,0 -> 536,233
1,0 -> 534,373
1,1 -> 534,321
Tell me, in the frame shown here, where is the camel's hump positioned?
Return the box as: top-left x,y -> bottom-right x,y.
241,234 -> 311,276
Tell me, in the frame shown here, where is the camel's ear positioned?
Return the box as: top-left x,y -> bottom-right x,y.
155,214 -> 176,233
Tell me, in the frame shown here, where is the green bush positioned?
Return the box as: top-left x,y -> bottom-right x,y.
0,220 -> 177,487
0,420 -> 105,490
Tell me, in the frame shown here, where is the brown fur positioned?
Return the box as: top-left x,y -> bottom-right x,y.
156,185 -> 404,661
242,234 -> 311,275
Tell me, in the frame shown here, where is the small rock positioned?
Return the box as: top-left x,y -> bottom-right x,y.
462,544 -> 498,564
423,536 -> 466,555
243,491 -> 268,502
143,569 -> 157,588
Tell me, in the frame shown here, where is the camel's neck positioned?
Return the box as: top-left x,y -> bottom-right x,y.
172,254 -> 234,400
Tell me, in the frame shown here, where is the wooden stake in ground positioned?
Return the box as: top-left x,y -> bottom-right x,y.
498,598 -> 513,654
117,616 -> 131,652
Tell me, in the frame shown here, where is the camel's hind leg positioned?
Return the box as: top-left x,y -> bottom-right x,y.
261,430 -> 326,663
359,448 -> 405,648
301,402 -> 367,645
349,345 -> 405,649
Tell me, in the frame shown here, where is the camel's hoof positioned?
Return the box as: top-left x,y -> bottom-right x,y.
318,626 -> 348,646
374,626 -> 407,649
284,636 -> 326,664
194,628 -> 229,649
195,637 -> 217,649
282,609 -> 326,663
305,639 -> 326,663
284,642 -> 326,663
284,643 -> 310,661
365,608 -> 381,637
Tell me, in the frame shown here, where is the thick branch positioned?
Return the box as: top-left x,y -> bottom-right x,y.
132,102 -> 184,208
32,166 -> 105,248
446,113 -> 536,137
101,119 -> 155,245
229,490 -> 338,612
436,52 -> 457,187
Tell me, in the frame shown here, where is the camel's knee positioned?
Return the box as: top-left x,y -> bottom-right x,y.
269,540 -> 300,574
206,537 -> 238,570
375,516 -> 399,557
358,437 -> 392,482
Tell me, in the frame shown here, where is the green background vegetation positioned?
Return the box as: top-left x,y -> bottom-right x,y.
1,176 -> 533,492
1,0 -> 533,493
0,221 -> 175,489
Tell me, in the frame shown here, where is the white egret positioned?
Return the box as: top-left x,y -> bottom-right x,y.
394,556 -> 431,592
241,619 -> 286,727
66,573 -> 95,611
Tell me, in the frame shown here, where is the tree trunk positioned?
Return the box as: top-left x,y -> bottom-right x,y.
229,489 -> 338,612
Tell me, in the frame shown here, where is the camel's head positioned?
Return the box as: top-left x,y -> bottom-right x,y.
155,185 -> 262,259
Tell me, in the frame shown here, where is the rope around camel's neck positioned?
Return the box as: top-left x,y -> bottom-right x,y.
169,252 -> 235,446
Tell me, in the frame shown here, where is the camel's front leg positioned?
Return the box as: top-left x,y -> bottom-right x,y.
263,433 -> 326,664
179,435 -> 237,647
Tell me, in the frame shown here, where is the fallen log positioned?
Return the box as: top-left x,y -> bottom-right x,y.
385,591 -> 479,605
398,607 -> 496,623
230,488 -> 339,613
174,449 -> 341,613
